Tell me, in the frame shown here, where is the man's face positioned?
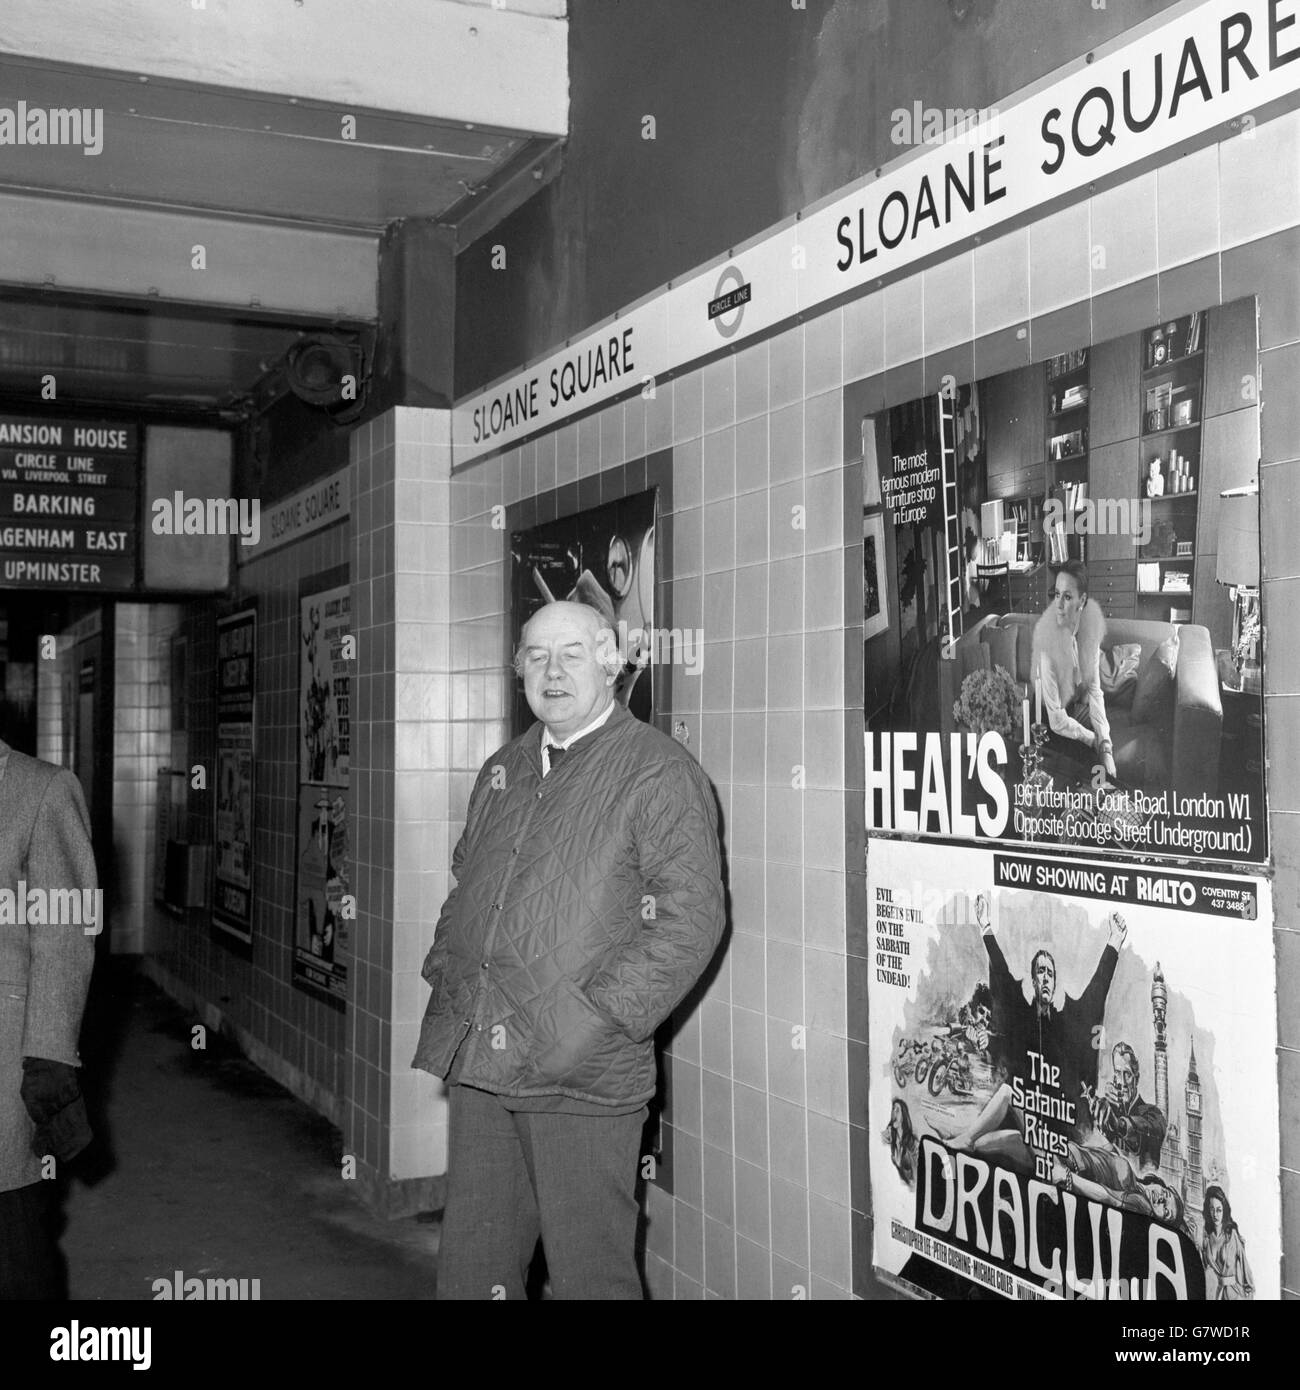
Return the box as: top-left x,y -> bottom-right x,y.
1032,953 -> 1056,1006
1112,1048 -> 1138,1107
1149,1185 -> 1175,1223
520,602 -> 615,743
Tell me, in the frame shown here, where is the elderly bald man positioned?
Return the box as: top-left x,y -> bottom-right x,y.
414,601 -> 724,1299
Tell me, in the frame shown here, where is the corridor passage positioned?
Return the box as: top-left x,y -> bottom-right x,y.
59,964 -> 438,1300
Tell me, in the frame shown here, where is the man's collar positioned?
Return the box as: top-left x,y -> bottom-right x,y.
541,697 -> 617,750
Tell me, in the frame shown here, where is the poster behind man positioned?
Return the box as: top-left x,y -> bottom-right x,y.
294,577 -> 351,1004
860,298 -> 1266,866
867,837 -> 1278,1301
509,488 -> 657,735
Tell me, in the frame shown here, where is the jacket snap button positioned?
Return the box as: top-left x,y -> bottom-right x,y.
480,960 -> 489,970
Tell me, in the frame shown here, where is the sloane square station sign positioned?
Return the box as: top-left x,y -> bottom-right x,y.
454,0 -> 1300,465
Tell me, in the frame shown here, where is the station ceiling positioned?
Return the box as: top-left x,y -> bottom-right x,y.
0,0 -> 568,415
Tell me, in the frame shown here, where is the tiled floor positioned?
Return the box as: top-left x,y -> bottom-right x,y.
58,961 -> 438,1301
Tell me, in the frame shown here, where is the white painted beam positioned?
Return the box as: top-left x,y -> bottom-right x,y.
0,0 -> 568,136
453,0 -> 566,16
0,193 -> 378,319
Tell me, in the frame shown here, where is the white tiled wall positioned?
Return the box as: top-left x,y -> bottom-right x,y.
438,312 -> 857,1299
112,603 -> 179,955
419,105 -> 1300,1299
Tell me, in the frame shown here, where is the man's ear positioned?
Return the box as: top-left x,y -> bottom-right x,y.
595,625 -> 621,677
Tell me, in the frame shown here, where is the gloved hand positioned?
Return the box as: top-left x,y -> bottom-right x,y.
20,1056 -> 93,1163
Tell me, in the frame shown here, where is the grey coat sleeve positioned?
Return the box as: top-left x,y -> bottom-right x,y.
420,758 -> 493,985
22,769 -> 97,1065
587,756 -> 725,1043
420,821 -> 469,986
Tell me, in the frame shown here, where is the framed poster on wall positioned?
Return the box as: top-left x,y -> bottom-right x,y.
866,836 -> 1279,1302
293,784 -> 350,1004
857,297 -> 1266,867
293,568 -> 351,1006
299,579 -> 351,788
213,606 -> 256,946
864,511 -> 889,642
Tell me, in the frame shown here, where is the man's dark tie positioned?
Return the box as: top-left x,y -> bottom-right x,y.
547,744 -> 567,772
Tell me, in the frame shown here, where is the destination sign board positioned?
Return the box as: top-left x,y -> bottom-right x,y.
0,415 -> 139,591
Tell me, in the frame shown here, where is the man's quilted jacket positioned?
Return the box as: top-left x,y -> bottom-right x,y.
412,703 -> 725,1108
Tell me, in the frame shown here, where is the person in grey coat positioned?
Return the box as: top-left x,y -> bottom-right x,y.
414,601 -> 725,1300
0,740 -> 97,1300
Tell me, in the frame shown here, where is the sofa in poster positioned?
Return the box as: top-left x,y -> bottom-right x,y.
866,837 -> 1279,1301
858,298 -> 1266,866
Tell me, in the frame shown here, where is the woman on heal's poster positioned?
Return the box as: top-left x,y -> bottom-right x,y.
1201,1186 -> 1254,1300
1032,559 -> 1117,781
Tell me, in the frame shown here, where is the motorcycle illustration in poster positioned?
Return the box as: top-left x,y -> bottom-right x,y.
867,837 -> 1278,1301
859,297 -> 1266,867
